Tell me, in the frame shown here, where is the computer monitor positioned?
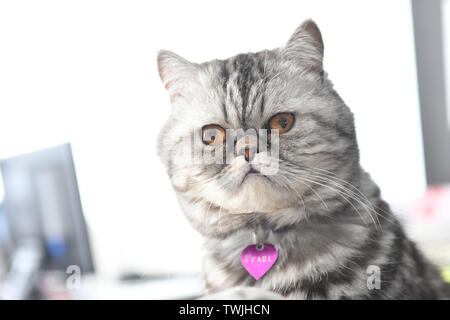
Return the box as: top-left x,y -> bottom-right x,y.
0,144 -> 94,275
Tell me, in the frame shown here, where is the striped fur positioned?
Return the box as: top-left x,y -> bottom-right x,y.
156,20 -> 450,299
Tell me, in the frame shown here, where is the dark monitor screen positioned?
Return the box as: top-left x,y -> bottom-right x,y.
0,144 -> 94,274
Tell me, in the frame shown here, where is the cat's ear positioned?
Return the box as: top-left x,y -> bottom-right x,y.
282,20 -> 324,76
157,50 -> 199,103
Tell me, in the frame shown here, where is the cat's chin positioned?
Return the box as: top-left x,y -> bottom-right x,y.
219,177 -> 297,214
239,170 -> 264,185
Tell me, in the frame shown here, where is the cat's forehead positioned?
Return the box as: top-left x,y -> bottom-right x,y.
205,51 -> 281,129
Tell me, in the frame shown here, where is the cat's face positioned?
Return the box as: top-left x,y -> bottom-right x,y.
157,20 -> 359,235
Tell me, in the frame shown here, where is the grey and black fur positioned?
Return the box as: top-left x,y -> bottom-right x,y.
156,20 -> 450,299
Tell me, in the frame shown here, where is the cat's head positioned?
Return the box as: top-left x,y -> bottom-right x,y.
156,20 -> 359,236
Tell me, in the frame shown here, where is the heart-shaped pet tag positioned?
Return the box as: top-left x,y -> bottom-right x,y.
241,243 -> 278,280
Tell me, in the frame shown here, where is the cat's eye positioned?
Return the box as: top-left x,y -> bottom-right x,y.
268,113 -> 295,134
202,125 -> 226,145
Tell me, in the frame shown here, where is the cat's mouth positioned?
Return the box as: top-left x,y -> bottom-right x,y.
247,167 -> 260,175
240,167 -> 261,185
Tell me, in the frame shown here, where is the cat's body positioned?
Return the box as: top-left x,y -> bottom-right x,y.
156,20 -> 450,299
200,170 -> 449,299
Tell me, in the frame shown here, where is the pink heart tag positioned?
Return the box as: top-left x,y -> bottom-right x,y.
241,243 -> 278,280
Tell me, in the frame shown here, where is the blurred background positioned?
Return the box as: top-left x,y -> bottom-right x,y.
0,0 -> 449,299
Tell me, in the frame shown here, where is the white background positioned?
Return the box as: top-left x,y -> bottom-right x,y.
0,0 -> 426,277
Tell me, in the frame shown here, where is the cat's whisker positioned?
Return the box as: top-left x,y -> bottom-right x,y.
278,156 -> 388,229
281,157 -> 366,199
303,172 -> 381,228
304,171 -> 392,228
300,165 -> 394,224
311,170 -> 380,212
204,200 -> 213,229
293,175 -> 371,228
294,177 -> 328,211
278,168 -> 328,211
217,196 -> 225,232
304,173 -> 380,230
277,174 -> 309,219
186,175 -> 219,185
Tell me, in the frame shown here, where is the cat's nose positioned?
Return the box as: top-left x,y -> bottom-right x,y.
236,135 -> 258,162
238,146 -> 257,162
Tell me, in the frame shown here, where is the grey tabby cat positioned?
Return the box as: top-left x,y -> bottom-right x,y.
156,20 -> 450,299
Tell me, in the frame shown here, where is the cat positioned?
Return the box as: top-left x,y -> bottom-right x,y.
156,19 -> 450,299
